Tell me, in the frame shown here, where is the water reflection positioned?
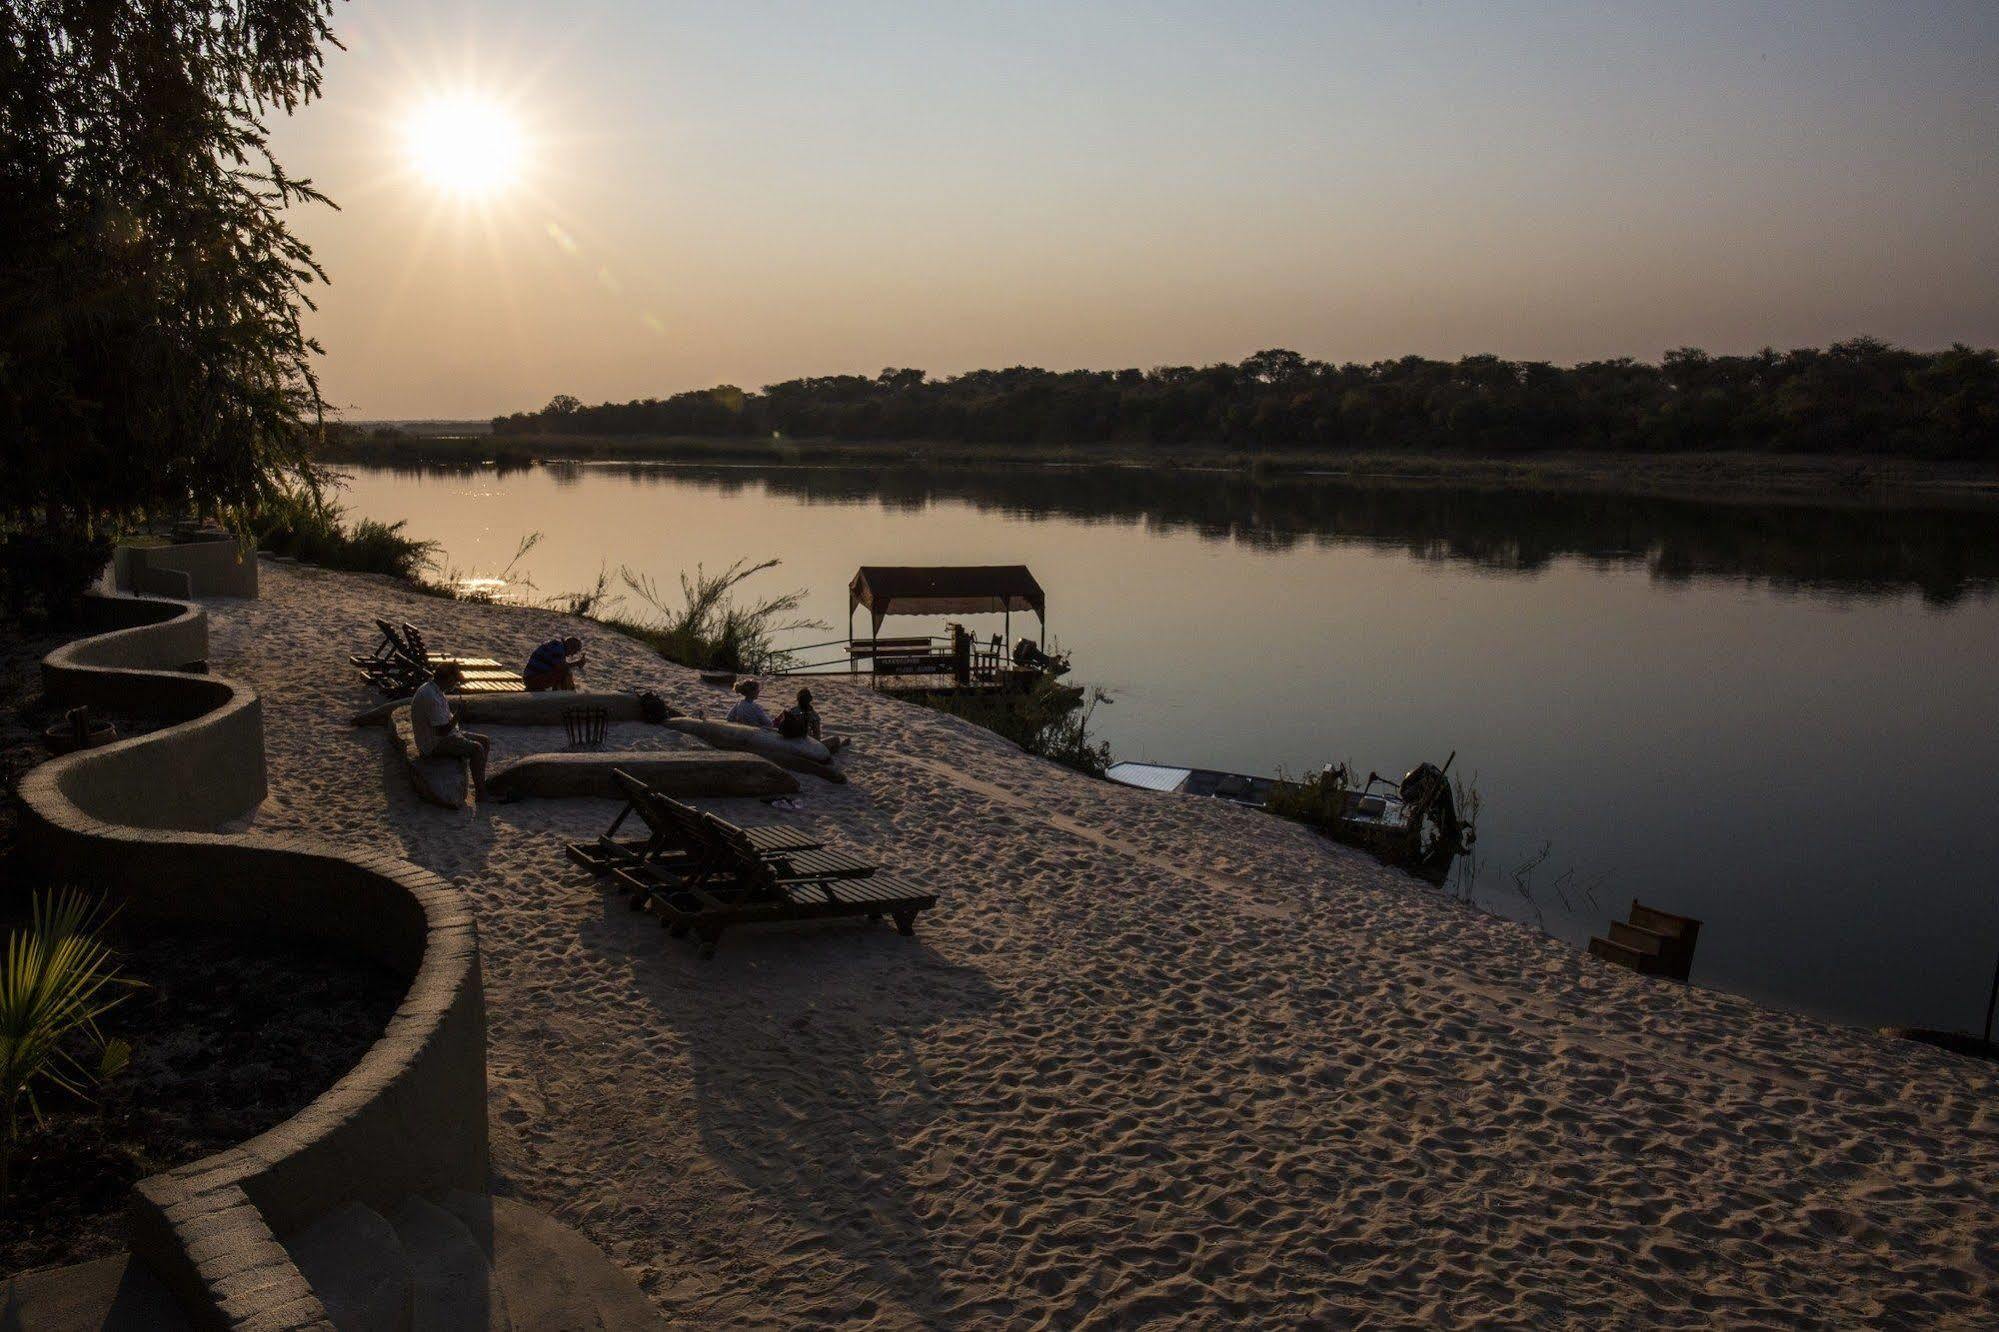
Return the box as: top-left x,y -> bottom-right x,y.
337,459 -> 1999,1033
356,460 -> 1999,604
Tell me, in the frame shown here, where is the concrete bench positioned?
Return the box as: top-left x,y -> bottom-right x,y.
487,751 -> 797,801
390,706 -> 470,809
663,718 -> 846,784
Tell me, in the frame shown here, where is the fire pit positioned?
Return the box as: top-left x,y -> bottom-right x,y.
563,705 -> 608,749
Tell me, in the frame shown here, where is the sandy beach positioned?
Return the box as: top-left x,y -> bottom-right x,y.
206,558 -> 1999,1329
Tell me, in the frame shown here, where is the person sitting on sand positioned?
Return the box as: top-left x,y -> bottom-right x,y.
726,678 -> 774,728
778,687 -> 849,755
412,663 -> 492,797
523,635 -> 586,692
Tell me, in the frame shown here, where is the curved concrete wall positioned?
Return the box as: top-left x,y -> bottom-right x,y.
15,592 -> 486,1331
115,534 -> 259,599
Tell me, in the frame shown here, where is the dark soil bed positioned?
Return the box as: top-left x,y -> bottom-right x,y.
1,622 -> 171,868
0,927 -> 403,1277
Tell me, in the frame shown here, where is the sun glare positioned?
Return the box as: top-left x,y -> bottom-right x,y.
404,95 -> 523,198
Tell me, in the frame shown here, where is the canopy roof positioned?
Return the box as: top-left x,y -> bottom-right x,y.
849,565 -> 1045,629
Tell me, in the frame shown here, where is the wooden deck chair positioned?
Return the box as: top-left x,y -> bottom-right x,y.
563,769 -> 822,877
352,618 -> 489,696
354,618 -> 429,694
349,617 -> 406,669
624,826 -> 938,959
608,783 -> 876,908
399,623 -> 524,694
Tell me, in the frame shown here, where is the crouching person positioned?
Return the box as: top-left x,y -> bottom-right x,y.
413,663 -> 491,798
524,635 -> 586,691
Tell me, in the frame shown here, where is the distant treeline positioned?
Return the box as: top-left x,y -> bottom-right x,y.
489,340 -> 1999,459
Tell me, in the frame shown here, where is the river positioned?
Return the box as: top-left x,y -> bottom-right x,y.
338,459 -> 1999,1033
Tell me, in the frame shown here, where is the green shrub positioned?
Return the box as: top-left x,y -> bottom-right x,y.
919,678 -> 1114,778
252,487 -> 436,582
0,890 -> 133,1202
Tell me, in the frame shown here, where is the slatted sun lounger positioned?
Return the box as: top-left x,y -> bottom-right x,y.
349,617 -> 406,669
603,774 -> 878,900
621,827 -> 938,959
608,801 -> 880,907
569,771 -> 936,958
563,769 -> 824,877
399,623 -> 524,693
353,618 -> 526,696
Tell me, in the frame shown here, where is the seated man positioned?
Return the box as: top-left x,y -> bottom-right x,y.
1012,638 -> 1070,675
523,635 -> 586,692
412,663 -> 491,798
726,678 -> 774,728
778,687 -> 849,755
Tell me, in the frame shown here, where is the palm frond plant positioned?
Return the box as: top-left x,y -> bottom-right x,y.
0,890 -> 135,1202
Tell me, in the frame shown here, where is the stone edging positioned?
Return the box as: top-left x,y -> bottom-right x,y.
14,592 -> 487,1330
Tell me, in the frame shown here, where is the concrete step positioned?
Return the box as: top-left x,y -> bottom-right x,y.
0,1254 -> 190,1331
286,1202 -> 414,1332
388,1196 -> 513,1332
434,1192 -> 662,1330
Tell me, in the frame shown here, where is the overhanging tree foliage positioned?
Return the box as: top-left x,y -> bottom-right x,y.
0,1 -> 341,569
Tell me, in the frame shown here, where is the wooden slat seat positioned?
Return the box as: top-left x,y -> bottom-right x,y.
563,770 -> 824,877
352,617 -> 527,696
627,866 -> 937,958
571,769 -> 937,957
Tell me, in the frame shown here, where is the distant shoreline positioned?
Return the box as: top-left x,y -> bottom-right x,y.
320,430 -> 1999,508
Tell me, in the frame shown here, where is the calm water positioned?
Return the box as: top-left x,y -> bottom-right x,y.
340,460 -> 1999,1032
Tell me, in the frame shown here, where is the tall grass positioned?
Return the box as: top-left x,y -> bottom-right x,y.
252,485 -> 436,582
598,558 -> 824,675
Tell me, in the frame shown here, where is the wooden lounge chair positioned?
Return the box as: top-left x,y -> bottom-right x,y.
620,837 -> 937,959
571,771 -> 936,958
352,618 -> 525,697
620,773 -> 877,892
564,769 -> 825,878
353,619 -> 446,695
399,623 -> 524,695
349,617 -> 406,670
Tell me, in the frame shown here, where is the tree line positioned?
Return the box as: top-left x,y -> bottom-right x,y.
493,340 -> 1999,459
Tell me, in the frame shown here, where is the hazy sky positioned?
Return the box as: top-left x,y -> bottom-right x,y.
268,1 -> 1999,418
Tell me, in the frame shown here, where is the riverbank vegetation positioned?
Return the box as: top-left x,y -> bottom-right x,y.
915,679 -> 1114,778
253,487 -> 438,583
481,340 -> 1999,461
594,559 -> 822,676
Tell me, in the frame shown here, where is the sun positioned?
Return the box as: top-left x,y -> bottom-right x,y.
403,95 -> 524,198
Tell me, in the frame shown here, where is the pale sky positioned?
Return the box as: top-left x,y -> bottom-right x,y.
268,0 -> 1999,419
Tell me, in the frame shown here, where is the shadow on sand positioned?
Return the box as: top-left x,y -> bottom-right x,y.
580,898 -> 1002,1327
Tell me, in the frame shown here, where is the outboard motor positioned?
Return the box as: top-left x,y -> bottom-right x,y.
1400,761 -> 1471,860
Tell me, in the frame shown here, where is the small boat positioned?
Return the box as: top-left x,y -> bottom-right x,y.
1107,754 -> 1473,881
1105,761 -> 1276,806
